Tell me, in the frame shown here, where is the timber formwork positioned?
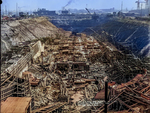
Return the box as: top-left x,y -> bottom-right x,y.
1,41 -> 43,101
94,70 -> 150,113
1,76 -> 31,101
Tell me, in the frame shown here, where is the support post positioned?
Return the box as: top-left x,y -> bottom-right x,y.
105,80 -> 108,113
41,52 -> 43,65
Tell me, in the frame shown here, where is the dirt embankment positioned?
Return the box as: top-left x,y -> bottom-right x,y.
1,17 -> 71,54
1,17 -> 72,72
1,17 -> 149,112
83,18 -> 150,58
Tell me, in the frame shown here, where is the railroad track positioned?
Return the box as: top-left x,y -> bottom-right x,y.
32,102 -> 66,113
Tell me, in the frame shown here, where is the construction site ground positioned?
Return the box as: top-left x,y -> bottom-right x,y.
1,17 -> 150,113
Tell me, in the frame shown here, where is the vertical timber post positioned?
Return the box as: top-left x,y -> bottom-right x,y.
41,52 -> 43,65
105,80 -> 108,113
41,52 -> 44,74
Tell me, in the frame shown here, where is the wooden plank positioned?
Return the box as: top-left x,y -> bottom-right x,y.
32,102 -> 60,112
32,102 -> 66,113
1,97 -> 31,113
144,89 -> 150,94
140,86 -> 150,93
1,93 -> 12,100
46,102 -> 66,113
1,74 -> 14,86
118,99 -> 139,113
1,88 -> 16,96
1,54 -> 31,85
96,91 -> 124,113
124,92 -> 149,105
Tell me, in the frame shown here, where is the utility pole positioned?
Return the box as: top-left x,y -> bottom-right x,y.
136,0 -> 140,9
141,3 -> 143,17
105,80 -> 108,113
148,6 -> 150,16
0,3 -> 1,22
16,3 -> 18,16
5,5 -> 7,16
121,1 -> 123,12
148,0 -> 150,16
145,0 -> 148,9
126,8 -> 128,12
104,76 -> 108,113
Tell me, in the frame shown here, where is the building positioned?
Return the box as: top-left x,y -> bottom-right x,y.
33,8 -> 57,16
61,10 -> 69,15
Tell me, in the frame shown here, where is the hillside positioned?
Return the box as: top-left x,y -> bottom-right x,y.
83,18 -> 150,58
1,17 -> 71,54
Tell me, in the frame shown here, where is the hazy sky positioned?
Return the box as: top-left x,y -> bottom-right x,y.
2,0 -> 143,11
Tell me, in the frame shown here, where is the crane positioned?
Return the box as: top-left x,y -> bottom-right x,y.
85,7 -> 99,20
85,8 -> 91,14
135,0 -> 140,9
135,0 -> 146,9
145,0 -> 148,5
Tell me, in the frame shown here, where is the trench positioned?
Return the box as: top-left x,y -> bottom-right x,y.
1,17 -> 150,112
50,15 -> 110,33
84,19 -> 150,59
50,16 -> 150,59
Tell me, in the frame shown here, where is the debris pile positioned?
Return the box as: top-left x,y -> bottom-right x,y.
22,31 -> 147,112
95,69 -> 150,113
27,33 -> 103,110
1,17 -> 149,113
88,41 -> 146,84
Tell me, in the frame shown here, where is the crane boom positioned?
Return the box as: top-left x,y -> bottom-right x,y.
85,8 -> 91,14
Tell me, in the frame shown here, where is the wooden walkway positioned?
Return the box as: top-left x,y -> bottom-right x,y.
1,97 -> 31,113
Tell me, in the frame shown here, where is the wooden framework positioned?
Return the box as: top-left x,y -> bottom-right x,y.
95,73 -> 150,113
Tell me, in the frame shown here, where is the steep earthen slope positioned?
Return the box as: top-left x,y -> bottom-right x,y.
1,17 -> 71,54
83,18 -> 150,58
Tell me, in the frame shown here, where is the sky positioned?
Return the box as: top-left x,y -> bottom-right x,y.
1,0 -> 146,12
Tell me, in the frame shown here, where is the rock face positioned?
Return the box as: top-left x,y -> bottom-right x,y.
1,17 -> 60,54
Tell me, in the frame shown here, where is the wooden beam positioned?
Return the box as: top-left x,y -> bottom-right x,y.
124,92 -> 148,105
96,91 -> 124,113
117,99 -> 139,113
1,74 -> 13,86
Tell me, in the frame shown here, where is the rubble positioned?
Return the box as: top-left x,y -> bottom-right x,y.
1,17 -> 150,113
19,33 -> 107,110
23,31 -> 148,112
94,69 -> 150,113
